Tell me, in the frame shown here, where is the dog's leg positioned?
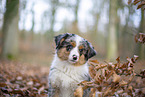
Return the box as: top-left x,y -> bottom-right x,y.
48,81 -> 59,97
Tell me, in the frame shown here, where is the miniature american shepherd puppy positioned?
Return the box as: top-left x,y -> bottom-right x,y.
48,33 -> 96,97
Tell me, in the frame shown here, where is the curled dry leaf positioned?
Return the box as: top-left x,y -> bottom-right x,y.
120,80 -> 128,86
139,69 -> 145,78
107,64 -> 114,70
16,76 -> 23,81
128,0 -> 145,10
133,0 -> 141,5
135,33 -> 145,43
74,85 -> 83,97
89,60 -> 99,64
103,87 -> 111,96
27,81 -> 33,86
95,64 -> 107,71
0,82 -> 7,87
113,73 -> 121,83
89,88 -> 96,97
137,1 -> 145,9
134,55 -> 139,61
38,86 -> 44,94
89,60 -> 99,67
128,73 -> 135,83
89,66 -> 96,79
116,57 -> 120,64
128,86 -> 133,91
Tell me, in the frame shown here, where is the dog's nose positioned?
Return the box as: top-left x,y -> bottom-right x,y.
73,55 -> 77,60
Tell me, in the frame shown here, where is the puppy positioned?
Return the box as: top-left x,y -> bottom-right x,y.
48,33 -> 96,97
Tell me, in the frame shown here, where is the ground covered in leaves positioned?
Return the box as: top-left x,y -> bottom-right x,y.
0,57 -> 145,97
0,60 -> 49,97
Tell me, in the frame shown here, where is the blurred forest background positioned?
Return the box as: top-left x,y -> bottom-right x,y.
0,0 -> 144,67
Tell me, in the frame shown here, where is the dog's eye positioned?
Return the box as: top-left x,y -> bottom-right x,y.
79,49 -> 84,52
66,45 -> 73,51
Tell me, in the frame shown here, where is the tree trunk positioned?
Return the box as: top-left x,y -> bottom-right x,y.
47,0 -> 58,41
107,0 -> 118,61
30,2 -> 35,42
1,0 -> 19,59
49,7 -> 56,37
135,8 -> 145,59
72,0 -> 80,34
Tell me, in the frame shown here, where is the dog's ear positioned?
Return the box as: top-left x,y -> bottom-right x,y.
55,33 -> 69,49
86,41 -> 97,60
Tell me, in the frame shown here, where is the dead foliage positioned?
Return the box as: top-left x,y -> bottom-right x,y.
0,61 -> 49,97
135,33 -> 145,44
0,57 -> 144,97
74,55 -> 145,97
128,0 -> 145,10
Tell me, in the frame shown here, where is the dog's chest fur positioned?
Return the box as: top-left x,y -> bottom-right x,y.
49,55 -> 89,97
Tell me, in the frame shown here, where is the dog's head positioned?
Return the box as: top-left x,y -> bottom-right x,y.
55,33 -> 96,66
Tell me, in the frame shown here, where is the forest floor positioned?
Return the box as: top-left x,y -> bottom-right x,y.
0,60 -> 49,97
0,47 -> 145,96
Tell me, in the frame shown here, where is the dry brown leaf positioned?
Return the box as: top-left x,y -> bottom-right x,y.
103,87 -> 111,96
74,85 -> 83,97
120,80 -> 128,86
89,88 -> 96,97
113,73 -> 121,83
38,86 -> 44,94
107,64 -> 114,70
116,57 -> 120,63
89,66 -> 96,79
0,82 -> 7,87
134,0 -> 141,5
128,86 -> 133,91
89,60 -> 99,64
27,81 -> 33,86
95,64 -> 107,71
134,55 -> 139,61
135,34 -> 138,42
128,73 -> 135,83
106,70 -> 114,81
16,76 -> 23,81
117,89 -> 124,94
137,2 -> 145,9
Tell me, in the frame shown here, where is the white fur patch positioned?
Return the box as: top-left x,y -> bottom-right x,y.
68,35 -> 84,63
49,54 -> 89,97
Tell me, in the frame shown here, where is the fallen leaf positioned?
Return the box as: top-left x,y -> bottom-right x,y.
38,86 -> 44,94
113,73 -> 121,83
74,85 -> 83,97
27,81 -> 33,86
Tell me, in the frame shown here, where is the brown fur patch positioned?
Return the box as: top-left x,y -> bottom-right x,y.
57,48 -> 70,60
70,41 -> 76,47
60,38 -> 65,44
79,45 -> 84,50
74,55 -> 86,66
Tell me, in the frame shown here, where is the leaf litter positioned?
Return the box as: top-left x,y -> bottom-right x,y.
0,61 -> 49,97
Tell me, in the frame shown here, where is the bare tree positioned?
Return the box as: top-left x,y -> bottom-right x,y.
30,2 -> 35,42
72,0 -> 80,34
107,0 -> 118,60
1,0 -> 19,59
48,0 -> 59,40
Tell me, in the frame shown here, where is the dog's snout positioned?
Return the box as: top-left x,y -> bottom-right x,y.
73,55 -> 77,60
